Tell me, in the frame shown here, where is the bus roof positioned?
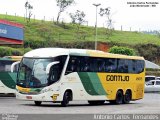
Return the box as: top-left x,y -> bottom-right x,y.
24,48 -> 144,60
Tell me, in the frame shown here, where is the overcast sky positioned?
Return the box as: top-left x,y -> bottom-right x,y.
0,0 -> 160,31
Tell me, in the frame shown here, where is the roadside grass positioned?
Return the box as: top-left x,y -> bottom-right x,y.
0,14 -> 160,46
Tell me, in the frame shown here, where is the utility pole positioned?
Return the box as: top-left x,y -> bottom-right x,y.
93,3 -> 101,50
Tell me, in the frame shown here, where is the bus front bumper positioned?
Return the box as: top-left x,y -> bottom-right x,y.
16,91 -> 62,102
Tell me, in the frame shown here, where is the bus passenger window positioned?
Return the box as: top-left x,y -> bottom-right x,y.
0,60 -> 13,72
66,56 -> 81,74
128,60 -> 134,73
131,60 -> 137,73
80,57 -> 89,72
136,60 -> 144,73
88,58 -> 95,72
70,59 -> 76,72
105,59 -> 117,73
66,57 -> 77,73
83,62 -> 89,72
97,59 -> 105,72
117,59 -> 128,73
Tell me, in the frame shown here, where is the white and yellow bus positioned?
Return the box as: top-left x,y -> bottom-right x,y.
12,48 -> 145,106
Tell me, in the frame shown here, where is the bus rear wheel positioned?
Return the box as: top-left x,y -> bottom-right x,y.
113,90 -> 123,104
34,101 -> 42,106
61,91 -> 71,107
123,90 -> 131,104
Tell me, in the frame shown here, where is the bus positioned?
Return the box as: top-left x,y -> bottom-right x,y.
0,56 -> 22,94
12,48 -> 145,106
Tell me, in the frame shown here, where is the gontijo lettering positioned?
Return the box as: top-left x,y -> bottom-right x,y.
106,75 -> 129,81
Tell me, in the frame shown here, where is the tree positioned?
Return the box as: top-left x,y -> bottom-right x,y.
109,46 -> 136,56
69,10 -> 86,40
25,1 -> 33,23
70,10 -> 85,31
99,7 -> 114,39
56,0 -> 74,24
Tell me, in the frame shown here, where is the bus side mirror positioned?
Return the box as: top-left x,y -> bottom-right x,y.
46,61 -> 60,75
11,61 -> 20,72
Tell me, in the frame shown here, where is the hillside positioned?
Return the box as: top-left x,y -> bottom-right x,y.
1,14 -> 160,45
0,14 -> 160,63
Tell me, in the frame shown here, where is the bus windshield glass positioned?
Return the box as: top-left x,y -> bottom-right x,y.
17,56 -> 67,88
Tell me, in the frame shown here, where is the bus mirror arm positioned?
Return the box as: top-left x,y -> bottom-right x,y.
46,61 -> 60,75
11,61 -> 20,72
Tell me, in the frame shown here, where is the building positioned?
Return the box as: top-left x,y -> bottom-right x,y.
0,19 -> 24,44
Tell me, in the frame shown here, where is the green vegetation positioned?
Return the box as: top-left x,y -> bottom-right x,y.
0,46 -> 31,57
0,14 -> 160,63
1,14 -> 160,45
146,68 -> 160,76
109,46 -> 136,56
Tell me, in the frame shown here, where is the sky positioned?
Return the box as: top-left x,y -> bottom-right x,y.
0,0 -> 160,31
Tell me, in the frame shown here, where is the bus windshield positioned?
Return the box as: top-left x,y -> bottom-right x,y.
17,56 -> 67,88
17,58 -> 51,88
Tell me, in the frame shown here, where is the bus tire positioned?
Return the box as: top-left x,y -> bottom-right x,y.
34,101 -> 42,106
61,91 -> 71,107
115,90 -> 123,104
123,90 -> 131,104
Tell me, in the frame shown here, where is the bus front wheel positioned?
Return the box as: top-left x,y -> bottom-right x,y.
61,91 -> 71,107
34,101 -> 42,106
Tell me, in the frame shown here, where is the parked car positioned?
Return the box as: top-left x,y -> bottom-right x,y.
145,80 -> 160,92
145,75 -> 156,83
156,77 -> 160,80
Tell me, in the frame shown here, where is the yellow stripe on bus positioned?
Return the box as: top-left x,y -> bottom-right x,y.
16,86 -> 31,93
86,50 -> 144,60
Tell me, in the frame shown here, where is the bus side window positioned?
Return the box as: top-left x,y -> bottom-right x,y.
70,59 -> 76,72
81,57 -> 89,72
130,60 -> 136,73
49,56 -> 67,84
66,57 -> 76,73
49,64 -> 60,84
123,60 -> 129,73
106,58 -> 117,73
66,56 -> 81,74
97,59 -> 105,72
0,60 -> 13,72
0,61 -> 4,72
117,59 -> 128,73
128,60 -> 134,73
135,60 -> 144,73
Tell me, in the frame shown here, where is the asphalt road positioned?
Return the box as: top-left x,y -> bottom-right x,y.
0,93 -> 160,114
